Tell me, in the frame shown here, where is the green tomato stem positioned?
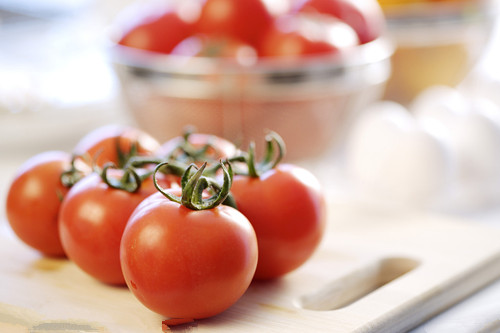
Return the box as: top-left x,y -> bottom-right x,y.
242,131 -> 286,178
60,155 -> 88,188
153,161 -> 234,211
100,163 -> 142,193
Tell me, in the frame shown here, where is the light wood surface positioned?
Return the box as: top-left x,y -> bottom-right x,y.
2,200 -> 500,332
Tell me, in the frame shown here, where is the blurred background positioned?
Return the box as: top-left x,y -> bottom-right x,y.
1,0 -> 500,210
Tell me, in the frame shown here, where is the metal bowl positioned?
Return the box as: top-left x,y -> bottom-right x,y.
109,36 -> 393,161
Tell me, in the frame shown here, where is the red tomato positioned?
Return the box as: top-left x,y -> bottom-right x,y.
295,0 -> 385,44
157,132 -> 239,164
73,124 -> 160,168
58,169 -> 172,285
6,151 -> 73,256
118,5 -> 197,54
120,190 -> 258,320
171,34 -> 258,64
230,163 -> 326,280
195,0 -> 274,47
259,14 -> 359,58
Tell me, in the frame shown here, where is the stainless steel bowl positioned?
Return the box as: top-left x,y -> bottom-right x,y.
110,37 -> 393,160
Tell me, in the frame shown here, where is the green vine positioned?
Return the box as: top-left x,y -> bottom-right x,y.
244,131 -> 286,178
100,163 -> 144,193
153,160 -> 235,210
60,155 -> 89,188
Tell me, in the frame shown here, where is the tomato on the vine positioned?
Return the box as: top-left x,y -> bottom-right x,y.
231,164 -> 326,279
120,162 -> 257,320
171,34 -> 258,65
195,0 -> 274,47
295,0 -> 385,44
156,131 -> 239,164
6,151 -> 88,257
73,124 -> 160,168
58,167 -> 174,285
230,134 -> 327,280
259,14 -> 359,58
118,5 -> 197,54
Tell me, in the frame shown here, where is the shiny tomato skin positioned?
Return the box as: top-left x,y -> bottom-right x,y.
260,26 -> 337,58
120,191 -> 258,320
6,151 -> 71,257
195,0 -> 274,47
296,0 -> 385,44
58,171 -> 167,285
230,164 -> 327,280
73,124 -> 160,168
258,14 -> 358,58
171,34 -> 258,63
118,8 -> 195,54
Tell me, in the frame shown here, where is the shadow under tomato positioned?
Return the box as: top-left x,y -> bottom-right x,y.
31,256 -> 68,272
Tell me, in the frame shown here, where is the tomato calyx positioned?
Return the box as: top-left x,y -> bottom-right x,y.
162,128 -> 232,165
116,137 -> 140,168
60,155 -> 90,188
153,160 -> 234,210
100,163 -> 144,193
123,156 -> 185,178
244,131 -> 286,178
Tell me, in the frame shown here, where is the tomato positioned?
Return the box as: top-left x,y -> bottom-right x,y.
295,0 -> 385,44
73,124 -> 161,168
6,151 -> 73,256
58,168 -> 173,285
156,132 -> 239,165
118,4 -> 197,54
171,34 -> 258,64
120,166 -> 258,320
195,0 -> 274,47
230,163 -> 326,280
258,14 -> 359,58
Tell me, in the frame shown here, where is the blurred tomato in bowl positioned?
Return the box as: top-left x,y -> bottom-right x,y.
109,0 -> 393,160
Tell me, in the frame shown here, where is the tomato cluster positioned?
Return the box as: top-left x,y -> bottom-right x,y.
5,124 -> 327,324
117,0 -> 385,60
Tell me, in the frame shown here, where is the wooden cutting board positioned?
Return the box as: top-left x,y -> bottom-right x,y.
2,200 -> 500,333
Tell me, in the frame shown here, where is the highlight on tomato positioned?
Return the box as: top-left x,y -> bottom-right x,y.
117,2 -> 198,54
195,0 -> 274,47
58,163 -> 175,285
120,161 -> 258,321
171,34 -> 258,65
5,151 -> 89,257
230,132 -> 327,280
259,13 -> 359,58
294,0 -> 385,44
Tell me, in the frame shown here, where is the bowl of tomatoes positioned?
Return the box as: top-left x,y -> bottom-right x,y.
109,0 -> 393,160
379,0 -> 497,105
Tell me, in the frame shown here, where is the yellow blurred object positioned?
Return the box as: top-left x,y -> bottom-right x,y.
378,0 -> 482,9
384,43 -> 469,104
379,0 -> 496,104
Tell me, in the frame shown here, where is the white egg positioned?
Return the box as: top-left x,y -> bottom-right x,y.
345,101 -> 453,206
411,85 -> 468,121
460,69 -> 500,109
409,86 -> 500,209
414,87 -> 500,188
457,98 -> 500,185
